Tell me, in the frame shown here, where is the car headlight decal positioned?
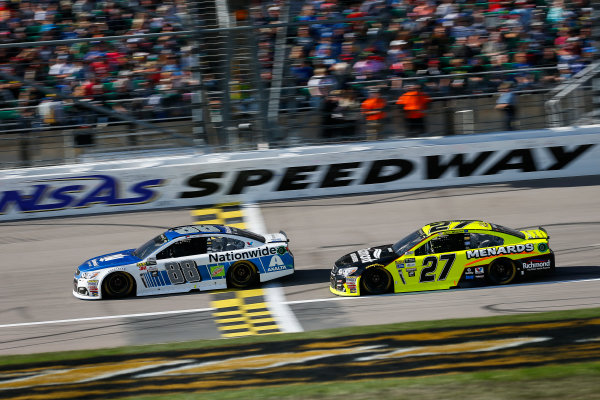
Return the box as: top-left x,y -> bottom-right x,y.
338,267 -> 358,277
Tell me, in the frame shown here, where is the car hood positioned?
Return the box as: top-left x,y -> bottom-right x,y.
335,244 -> 398,268
78,249 -> 141,272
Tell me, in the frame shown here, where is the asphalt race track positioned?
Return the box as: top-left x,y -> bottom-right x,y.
1,176 -> 599,355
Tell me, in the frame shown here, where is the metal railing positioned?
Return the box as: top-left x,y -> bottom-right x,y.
1,2 -> 599,169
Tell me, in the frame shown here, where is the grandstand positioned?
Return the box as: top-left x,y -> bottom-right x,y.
0,0 -> 598,168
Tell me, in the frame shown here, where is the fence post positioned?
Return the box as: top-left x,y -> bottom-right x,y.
444,99 -> 455,135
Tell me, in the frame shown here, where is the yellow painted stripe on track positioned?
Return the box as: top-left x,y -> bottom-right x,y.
190,202 -> 246,227
211,288 -> 281,338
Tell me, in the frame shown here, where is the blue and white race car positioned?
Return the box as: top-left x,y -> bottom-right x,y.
73,225 -> 294,300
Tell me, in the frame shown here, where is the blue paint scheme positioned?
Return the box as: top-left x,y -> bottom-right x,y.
78,249 -> 140,272
74,225 -> 293,299
142,271 -> 172,287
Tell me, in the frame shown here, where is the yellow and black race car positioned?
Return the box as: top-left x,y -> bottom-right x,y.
330,220 -> 554,296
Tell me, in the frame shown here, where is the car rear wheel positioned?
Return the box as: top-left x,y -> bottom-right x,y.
227,261 -> 258,288
487,259 -> 516,285
361,266 -> 391,295
102,272 -> 135,298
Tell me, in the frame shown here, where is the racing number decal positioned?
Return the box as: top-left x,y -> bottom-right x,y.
165,260 -> 201,284
428,221 -> 470,234
419,254 -> 456,282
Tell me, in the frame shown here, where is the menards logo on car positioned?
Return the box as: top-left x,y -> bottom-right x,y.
466,243 -> 535,259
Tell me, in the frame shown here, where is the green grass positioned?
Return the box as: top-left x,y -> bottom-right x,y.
1,306 -> 599,367
123,362 -> 600,400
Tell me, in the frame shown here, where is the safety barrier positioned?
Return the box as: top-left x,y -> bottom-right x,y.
1,125 -> 599,221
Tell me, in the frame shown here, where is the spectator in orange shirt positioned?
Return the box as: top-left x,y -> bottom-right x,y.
396,83 -> 431,137
361,88 -> 387,141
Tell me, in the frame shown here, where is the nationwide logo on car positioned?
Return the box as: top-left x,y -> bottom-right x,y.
466,244 -> 535,259
208,247 -> 279,263
522,259 -> 551,270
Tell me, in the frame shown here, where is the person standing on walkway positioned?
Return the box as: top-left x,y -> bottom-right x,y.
360,88 -> 387,141
396,83 -> 431,137
495,81 -> 517,131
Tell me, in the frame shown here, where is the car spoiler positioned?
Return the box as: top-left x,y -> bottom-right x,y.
280,230 -> 290,242
539,226 -> 550,239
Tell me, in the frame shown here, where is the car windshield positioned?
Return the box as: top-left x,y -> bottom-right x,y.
392,229 -> 426,255
133,234 -> 168,259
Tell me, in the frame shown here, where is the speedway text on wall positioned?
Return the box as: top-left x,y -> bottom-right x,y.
1,126 -> 599,221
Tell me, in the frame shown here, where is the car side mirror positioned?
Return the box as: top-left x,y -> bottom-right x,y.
146,258 -> 157,265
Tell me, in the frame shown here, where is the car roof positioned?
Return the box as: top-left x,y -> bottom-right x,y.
164,225 -> 230,240
421,220 -> 493,236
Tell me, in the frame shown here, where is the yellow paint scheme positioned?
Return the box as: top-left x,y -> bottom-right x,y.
330,220 -> 552,297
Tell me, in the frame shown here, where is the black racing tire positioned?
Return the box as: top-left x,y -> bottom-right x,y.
487,258 -> 517,285
102,272 -> 135,298
227,261 -> 258,288
361,266 -> 392,295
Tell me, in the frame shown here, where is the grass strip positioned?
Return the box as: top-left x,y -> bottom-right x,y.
123,361 -> 600,400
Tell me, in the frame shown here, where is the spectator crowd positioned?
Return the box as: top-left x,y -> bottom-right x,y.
0,0 -> 597,136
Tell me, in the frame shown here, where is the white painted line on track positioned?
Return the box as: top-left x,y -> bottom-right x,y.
0,307 -> 214,329
264,283 -> 304,333
3,277 -> 598,330
243,201 -> 304,333
243,202 -> 268,235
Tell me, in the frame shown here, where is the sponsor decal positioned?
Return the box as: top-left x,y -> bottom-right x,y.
210,265 -> 225,278
357,249 -> 373,263
1,175 -> 164,214
269,255 -> 284,267
346,276 -> 357,284
277,246 -> 287,255
88,280 -> 99,284
465,275 -> 474,280
465,268 -> 473,275
178,145 -> 595,198
466,244 -> 534,259
538,243 -> 548,252
522,259 -> 552,271
350,253 -> 358,263
138,265 -> 147,271
475,267 -> 484,274
395,261 -> 404,269
88,285 -> 98,291
98,254 -> 126,262
267,255 -> 287,272
406,268 -> 416,277
208,246 -> 278,263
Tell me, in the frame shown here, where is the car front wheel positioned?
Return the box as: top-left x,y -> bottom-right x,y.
361,266 -> 391,295
102,272 -> 135,298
